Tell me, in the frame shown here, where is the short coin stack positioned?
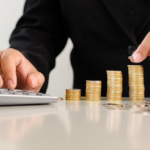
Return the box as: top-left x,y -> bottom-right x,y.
66,89 -> 81,101
107,71 -> 123,101
85,80 -> 102,101
128,65 -> 145,101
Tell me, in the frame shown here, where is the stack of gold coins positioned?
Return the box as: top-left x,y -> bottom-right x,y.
107,71 -> 123,101
85,80 -> 102,101
128,65 -> 145,101
66,89 -> 81,100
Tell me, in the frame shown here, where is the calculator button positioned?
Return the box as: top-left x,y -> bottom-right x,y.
13,89 -> 22,92
0,91 -> 8,94
42,94 -> 50,96
15,92 -> 23,95
22,92 -> 29,95
0,89 -> 8,92
29,93 -> 37,96
36,93 -> 43,96
8,91 -> 15,94
22,90 -> 34,93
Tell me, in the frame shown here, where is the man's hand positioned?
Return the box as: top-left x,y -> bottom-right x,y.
0,48 -> 45,92
131,32 -> 150,63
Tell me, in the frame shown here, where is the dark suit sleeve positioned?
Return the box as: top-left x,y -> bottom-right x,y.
9,0 -> 68,93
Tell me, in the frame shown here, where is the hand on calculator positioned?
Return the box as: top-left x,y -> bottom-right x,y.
0,48 -> 45,92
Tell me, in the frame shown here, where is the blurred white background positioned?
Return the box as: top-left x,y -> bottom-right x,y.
0,0 -> 73,96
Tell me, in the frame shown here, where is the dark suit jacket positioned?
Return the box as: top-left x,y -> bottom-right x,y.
10,0 -> 150,96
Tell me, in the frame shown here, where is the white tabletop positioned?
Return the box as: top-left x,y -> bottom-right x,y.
0,98 -> 150,150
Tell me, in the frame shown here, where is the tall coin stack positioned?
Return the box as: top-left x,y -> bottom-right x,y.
66,89 -> 81,101
85,80 -> 102,101
128,65 -> 145,101
107,71 -> 123,101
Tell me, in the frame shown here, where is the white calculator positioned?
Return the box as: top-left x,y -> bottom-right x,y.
0,88 -> 59,105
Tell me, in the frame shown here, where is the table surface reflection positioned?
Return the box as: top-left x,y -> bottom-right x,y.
0,98 -> 150,150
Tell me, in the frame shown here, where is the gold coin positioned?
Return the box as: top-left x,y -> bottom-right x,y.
128,69 -> 143,71
129,86 -> 145,88
128,65 -> 143,68
107,75 -> 122,77
66,99 -> 81,101
107,95 -> 122,98
107,85 -> 122,88
86,97 -> 101,100
86,85 -> 101,87
107,92 -> 122,94
129,84 -> 144,87
66,89 -> 81,94
66,94 -> 81,97
107,88 -> 123,91
107,71 -> 122,74
86,95 -> 101,97
129,89 -> 145,91
129,90 -> 145,93
107,94 -> 122,98
86,81 -> 102,86
86,92 -> 101,94
107,83 -> 122,85
66,98 -> 81,101
129,96 -> 144,98
86,90 -> 101,92
129,83 -> 144,85
129,77 -> 144,80
128,68 -> 143,70
66,96 -> 81,99
107,96 -> 122,99
107,82 -> 122,84
86,80 -> 102,83
129,91 -> 144,94
128,67 -> 143,69
107,76 -> 122,78
129,94 -> 144,97
129,77 -> 144,79
86,84 -> 101,87
128,72 -> 143,74
86,87 -> 101,89
130,90 -> 145,92
129,80 -> 144,82
86,86 -> 101,88
107,73 -> 122,75
107,97 -> 122,99
107,80 -> 122,82
86,95 -> 101,98
86,93 -> 101,96
85,98 -> 101,101
129,98 -> 144,100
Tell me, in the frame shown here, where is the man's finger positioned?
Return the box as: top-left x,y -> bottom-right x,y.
0,75 -> 3,88
0,50 -> 20,89
132,32 -> 150,63
27,72 -> 45,91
